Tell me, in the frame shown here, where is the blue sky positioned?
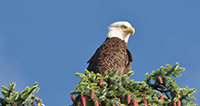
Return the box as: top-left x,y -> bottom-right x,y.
0,1 -> 199,105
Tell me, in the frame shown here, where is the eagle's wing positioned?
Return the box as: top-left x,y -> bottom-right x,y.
87,37 -> 133,76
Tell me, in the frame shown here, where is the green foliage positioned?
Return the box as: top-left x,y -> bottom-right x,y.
146,62 -> 197,106
69,62 -> 197,106
0,82 -> 44,106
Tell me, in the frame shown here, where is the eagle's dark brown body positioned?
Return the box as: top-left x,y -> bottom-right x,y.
87,37 -> 133,76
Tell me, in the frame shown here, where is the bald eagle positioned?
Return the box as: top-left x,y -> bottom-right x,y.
87,21 -> 135,76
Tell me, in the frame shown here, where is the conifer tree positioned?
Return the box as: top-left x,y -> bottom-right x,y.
0,82 -> 44,106
0,62 -> 197,106
69,62 -> 197,106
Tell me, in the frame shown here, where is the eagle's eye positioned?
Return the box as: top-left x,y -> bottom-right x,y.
121,25 -> 128,29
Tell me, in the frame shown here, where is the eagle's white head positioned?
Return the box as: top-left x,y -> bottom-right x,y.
107,21 -> 135,43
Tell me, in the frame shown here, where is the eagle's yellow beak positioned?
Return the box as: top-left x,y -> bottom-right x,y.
122,27 -> 135,35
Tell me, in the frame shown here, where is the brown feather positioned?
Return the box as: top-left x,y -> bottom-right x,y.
87,37 -> 133,76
